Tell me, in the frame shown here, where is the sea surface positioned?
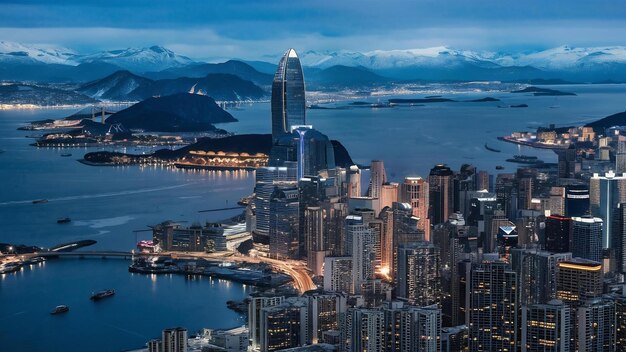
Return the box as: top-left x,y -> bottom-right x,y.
0,84 -> 625,351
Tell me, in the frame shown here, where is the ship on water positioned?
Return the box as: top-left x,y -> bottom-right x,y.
484,143 -> 501,153
50,305 -> 69,315
57,217 -> 71,224
32,199 -> 48,204
90,289 -> 115,301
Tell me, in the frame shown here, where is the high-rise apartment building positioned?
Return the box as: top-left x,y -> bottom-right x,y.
396,242 -> 441,307
522,300 -> 571,352
468,261 -> 518,352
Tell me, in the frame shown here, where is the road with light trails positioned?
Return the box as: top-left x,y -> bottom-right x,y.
164,251 -> 317,293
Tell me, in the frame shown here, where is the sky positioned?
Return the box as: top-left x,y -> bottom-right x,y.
1,0 -> 625,60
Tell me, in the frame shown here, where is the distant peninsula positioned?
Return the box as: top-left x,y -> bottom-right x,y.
511,86 -> 576,96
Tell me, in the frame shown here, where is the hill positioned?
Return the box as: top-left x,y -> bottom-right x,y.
148,60 -> 273,85
586,111 -> 626,132
78,71 -> 266,102
106,93 -> 237,132
78,70 -> 152,101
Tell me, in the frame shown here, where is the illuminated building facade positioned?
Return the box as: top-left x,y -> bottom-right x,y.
396,242 -> 441,307
468,261 -> 518,352
556,259 -> 603,307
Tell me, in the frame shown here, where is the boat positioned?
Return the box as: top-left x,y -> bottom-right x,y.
24,256 -> 45,265
90,289 -> 115,301
496,165 -> 505,170
0,262 -> 22,274
50,305 -> 69,315
60,153 -> 72,157
484,143 -> 501,153
505,155 -> 544,164
57,217 -> 71,224
32,199 -> 48,204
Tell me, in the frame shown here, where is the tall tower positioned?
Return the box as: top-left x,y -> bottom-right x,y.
429,164 -> 454,225
271,48 -> 306,141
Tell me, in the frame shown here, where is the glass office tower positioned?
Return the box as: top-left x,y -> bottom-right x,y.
271,48 -> 306,141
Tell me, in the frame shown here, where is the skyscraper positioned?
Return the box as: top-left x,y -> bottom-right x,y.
589,171 -> 626,248
468,261 -> 518,352
522,300 -> 571,352
271,48 -> 305,141
556,259 -> 603,308
571,216 -> 603,263
565,183 -> 590,217
323,256 -> 353,293
617,136 -> 626,174
511,248 -> 572,306
396,242 -> 441,307
253,166 -> 297,240
347,165 -> 361,198
346,215 -> 377,294
400,176 -> 431,240
248,293 -> 285,350
259,297 -> 308,351
269,186 -> 300,259
429,164 -> 454,225
613,203 -> 626,274
545,214 -> 572,253
576,298 -> 616,352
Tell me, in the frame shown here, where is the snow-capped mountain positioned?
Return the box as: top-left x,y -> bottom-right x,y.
295,47 -> 500,69
76,46 -> 195,73
495,46 -> 626,70
0,41 -> 77,65
295,46 -> 626,71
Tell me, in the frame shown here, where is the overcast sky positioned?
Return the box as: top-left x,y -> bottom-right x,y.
1,0 -> 625,60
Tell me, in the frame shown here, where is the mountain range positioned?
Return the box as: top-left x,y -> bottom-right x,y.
2,41 -> 626,87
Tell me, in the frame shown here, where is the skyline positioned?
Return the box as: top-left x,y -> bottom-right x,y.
1,0 -> 626,61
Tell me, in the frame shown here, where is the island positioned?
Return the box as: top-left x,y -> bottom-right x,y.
511,86 -> 577,96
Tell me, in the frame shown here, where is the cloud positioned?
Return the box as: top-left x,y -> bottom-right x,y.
0,0 -> 625,59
